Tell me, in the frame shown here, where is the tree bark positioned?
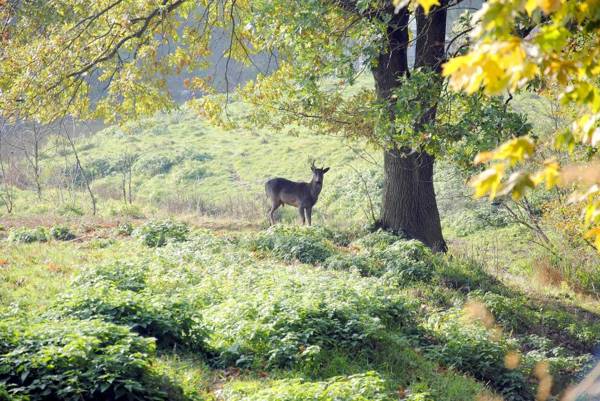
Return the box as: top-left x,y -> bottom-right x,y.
373,4 -> 448,252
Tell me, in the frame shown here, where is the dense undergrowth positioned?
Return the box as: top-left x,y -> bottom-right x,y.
1,221 -> 598,400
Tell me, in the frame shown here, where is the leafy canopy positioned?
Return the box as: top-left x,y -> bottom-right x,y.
444,0 -> 600,250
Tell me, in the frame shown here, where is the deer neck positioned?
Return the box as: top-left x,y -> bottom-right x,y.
310,180 -> 322,199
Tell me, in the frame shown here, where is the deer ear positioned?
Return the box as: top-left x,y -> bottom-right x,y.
323,167 -> 330,173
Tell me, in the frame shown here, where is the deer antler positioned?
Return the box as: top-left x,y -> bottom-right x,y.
310,160 -> 316,169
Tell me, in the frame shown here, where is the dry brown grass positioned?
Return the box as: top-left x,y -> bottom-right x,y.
532,257 -> 565,287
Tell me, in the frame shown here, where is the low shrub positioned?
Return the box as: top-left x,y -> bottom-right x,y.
331,236 -> 434,283
324,254 -> 378,276
109,204 -> 145,219
249,225 -> 335,264
49,225 -> 75,241
423,311 -> 532,401
57,204 -> 84,216
133,219 -> 189,247
375,240 -> 433,284
116,221 -> 134,236
204,260 -> 416,369
175,160 -> 211,182
56,283 -> 209,352
469,291 -> 533,333
350,229 -> 400,251
7,227 -> 48,243
76,261 -> 148,292
222,371 -> 391,401
0,318 -> 172,401
87,238 -> 116,249
134,154 -> 179,176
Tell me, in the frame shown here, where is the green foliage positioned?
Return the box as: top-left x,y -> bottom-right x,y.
134,154 -> 179,177
423,311 -> 532,401
49,225 -> 75,241
85,157 -> 114,179
133,219 -> 189,247
57,282 -> 208,353
374,240 -> 434,283
57,204 -> 84,217
350,229 -> 400,251
175,160 -> 211,182
109,204 -> 145,219
431,256 -> 506,294
8,227 -> 48,243
248,225 -> 335,264
160,232 -> 417,370
116,222 -> 134,236
76,261 -> 148,292
0,318 -> 171,401
324,253 -> 376,276
223,372 -> 391,401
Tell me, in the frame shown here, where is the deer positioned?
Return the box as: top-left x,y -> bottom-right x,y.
265,161 -> 330,226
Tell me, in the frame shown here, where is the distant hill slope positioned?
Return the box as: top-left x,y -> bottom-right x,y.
40,107 -> 382,225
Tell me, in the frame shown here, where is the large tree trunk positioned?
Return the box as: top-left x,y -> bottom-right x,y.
380,149 -> 446,251
373,4 -> 448,252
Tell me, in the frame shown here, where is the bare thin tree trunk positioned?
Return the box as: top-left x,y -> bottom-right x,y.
0,134 -> 15,213
62,128 -> 96,215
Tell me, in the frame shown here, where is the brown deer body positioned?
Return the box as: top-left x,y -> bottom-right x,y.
265,163 -> 330,226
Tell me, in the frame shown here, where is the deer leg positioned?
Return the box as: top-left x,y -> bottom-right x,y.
298,206 -> 306,225
268,202 -> 280,225
305,207 -> 312,226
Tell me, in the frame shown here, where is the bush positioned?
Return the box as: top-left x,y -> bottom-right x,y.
249,225 -> 335,264
57,204 -> 84,216
76,261 -> 147,292
7,227 -> 48,243
423,311 -> 532,401
116,221 -> 134,236
50,225 -> 75,241
203,258 -> 415,369
0,318 -> 172,401
57,283 -> 209,352
222,372 -> 391,401
134,154 -> 178,176
109,204 -> 145,219
85,157 -> 114,179
133,219 -> 189,247
351,229 -> 400,251
375,240 -> 433,283
175,160 -> 210,182
324,253 -> 378,276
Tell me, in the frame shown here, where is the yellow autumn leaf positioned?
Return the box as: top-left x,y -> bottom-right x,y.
525,0 -> 538,15
416,0 -> 440,14
498,171 -> 536,200
474,151 -> 494,165
470,165 -> 505,199
584,201 -> 600,226
537,0 -> 562,15
493,137 -> 536,165
584,227 -> 600,250
532,160 -> 560,189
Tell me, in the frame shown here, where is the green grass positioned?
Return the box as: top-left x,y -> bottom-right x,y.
1,91 -> 599,400
1,223 -> 598,401
6,107 -> 379,226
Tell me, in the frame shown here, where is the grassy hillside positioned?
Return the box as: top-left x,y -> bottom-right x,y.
5,107 -> 380,226
1,223 -> 598,401
1,94 -> 599,400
